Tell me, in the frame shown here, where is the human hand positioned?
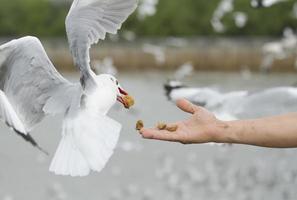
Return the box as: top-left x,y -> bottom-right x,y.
139,99 -> 227,144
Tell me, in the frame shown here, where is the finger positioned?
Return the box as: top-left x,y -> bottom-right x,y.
140,128 -> 181,142
176,98 -> 199,114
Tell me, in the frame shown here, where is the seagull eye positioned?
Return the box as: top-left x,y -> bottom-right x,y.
116,80 -> 119,85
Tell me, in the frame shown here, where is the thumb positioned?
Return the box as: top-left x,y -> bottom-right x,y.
176,98 -> 200,114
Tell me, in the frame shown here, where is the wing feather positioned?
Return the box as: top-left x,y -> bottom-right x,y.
0,36 -> 80,151
65,0 -> 137,87
0,90 -> 27,134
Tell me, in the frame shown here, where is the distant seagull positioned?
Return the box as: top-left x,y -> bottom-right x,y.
137,0 -> 159,20
211,0 -> 234,33
260,28 -> 297,72
173,62 -> 194,81
251,0 -> 288,8
0,0 -> 137,176
142,43 -> 166,65
164,80 -> 297,120
94,57 -> 118,76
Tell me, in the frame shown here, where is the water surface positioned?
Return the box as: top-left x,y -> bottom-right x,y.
0,72 -> 296,200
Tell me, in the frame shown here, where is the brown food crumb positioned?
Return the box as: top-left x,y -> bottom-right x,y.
136,120 -> 144,130
123,95 -> 135,109
166,125 -> 178,132
157,122 -> 167,130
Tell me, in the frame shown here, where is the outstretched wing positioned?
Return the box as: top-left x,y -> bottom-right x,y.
0,36 -> 79,151
65,0 -> 137,88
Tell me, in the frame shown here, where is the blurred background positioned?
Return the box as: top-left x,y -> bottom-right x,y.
1,0 -> 297,200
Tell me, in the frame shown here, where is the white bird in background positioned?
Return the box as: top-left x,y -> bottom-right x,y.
173,62 -> 194,81
233,12 -> 248,28
211,0 -> 248,33
142,43 -> 166,65
212,0 -> 290,33
164,81 -> 297,120
137,0 -> 159,20
260,28 -> 297,72
0,0 -> 137,176
251,0 -> 289,8
94,57 -> 118,76
211,0 -> 234,33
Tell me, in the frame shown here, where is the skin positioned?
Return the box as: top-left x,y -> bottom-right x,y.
139,99 -> 297,148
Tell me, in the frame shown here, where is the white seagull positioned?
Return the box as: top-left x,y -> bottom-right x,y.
251,0 -> 288,8
164,80 -> 297,120
0,0 -> 137,176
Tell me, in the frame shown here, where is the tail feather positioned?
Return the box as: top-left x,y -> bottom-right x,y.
49,134 -> 90,176
49,111 -> 121,176
73,112 -> 121,172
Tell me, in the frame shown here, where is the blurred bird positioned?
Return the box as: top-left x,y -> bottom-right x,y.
251,0 -> 288,8
233,12 -> 248,28
211,0 -> 248,33
137,0 -> 159,20
93,57 -> 118,76
0,0 -> 137,176
173,62 -> 194,81
260,28 -> 297,72
164,80 -> 297,120
142,43 -> 166,65
211,0 -> 234,33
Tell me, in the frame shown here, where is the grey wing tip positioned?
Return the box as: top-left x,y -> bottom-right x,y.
36,145 -> 49,156
12,128 -> 49,156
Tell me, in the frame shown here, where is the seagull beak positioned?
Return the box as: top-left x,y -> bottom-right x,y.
118,87 -> 128,95
117,87 -> 129,108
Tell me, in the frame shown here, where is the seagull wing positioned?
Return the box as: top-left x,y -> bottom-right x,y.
0,36 -> 79,151
237,87 -> 297,118
65,0 -> 137,88
0,90 -> 27,134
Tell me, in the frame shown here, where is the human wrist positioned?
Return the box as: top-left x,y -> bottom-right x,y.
211,120 -> 241,144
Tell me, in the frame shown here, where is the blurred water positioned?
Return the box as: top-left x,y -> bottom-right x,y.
0,71 -> 297,200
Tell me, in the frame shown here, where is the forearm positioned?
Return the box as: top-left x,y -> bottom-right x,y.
216,113 -> 297,148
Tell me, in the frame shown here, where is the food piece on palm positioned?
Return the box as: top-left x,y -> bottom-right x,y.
136,120 -> 144,130
166,125 -> 178,132
156,122 -> 167,130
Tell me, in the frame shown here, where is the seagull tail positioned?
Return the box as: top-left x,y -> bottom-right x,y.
49,111 -> 121,177
49,133 -> 91,177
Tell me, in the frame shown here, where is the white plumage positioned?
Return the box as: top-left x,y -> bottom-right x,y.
165,80 -> 297,120
0,0 -> 137,176
50,110 -> 121,176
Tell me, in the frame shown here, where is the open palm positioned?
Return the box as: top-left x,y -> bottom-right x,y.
140,99 -> 226,144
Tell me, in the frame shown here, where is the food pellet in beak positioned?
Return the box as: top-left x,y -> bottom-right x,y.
136,120 -> 144,130
157,122 -> 167,130
166,125 -> 178,132
123,95 -> 135,109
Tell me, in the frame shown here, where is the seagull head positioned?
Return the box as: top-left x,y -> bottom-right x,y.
95,74 -> 129,108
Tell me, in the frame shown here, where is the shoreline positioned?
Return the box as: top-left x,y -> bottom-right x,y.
1,37 -> 296,72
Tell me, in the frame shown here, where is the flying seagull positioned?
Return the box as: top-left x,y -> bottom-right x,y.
0,0 -> 137,176
250,0 -> 288,8
164,80 -> 297,120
